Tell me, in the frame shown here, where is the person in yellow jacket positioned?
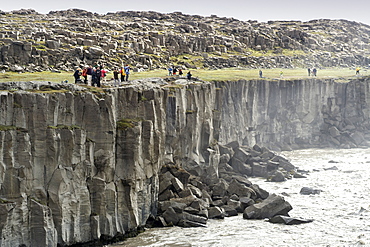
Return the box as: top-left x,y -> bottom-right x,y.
120,67 -> 126,82
356,67 -> 360,75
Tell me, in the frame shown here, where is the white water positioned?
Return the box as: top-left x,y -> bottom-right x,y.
110,148 -> 370,247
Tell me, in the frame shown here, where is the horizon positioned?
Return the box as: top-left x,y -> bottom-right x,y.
1,0 -> 370,26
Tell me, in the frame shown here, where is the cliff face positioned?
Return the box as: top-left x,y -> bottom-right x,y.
218,79 -> 370,149
0,78 -> 369,246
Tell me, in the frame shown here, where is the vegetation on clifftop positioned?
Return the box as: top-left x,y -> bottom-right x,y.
0,68 -> 368,84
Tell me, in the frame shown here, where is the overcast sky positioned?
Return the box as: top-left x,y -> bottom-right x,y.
2,0 -> 370,26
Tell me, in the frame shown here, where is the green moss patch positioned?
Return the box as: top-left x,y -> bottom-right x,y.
47,124 -> 81,130
0,125 -> 17,131
117,118 -> 141,130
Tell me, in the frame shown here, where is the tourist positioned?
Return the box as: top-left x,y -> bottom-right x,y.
312,68 -> 317,76
356,67 -> 360,75
308,68 -> 311,76
92,67 -> 101,87
173,67 -> 178,75
73,68 -> 82,83
86,65 -> 93,86
82,66 -> 88,84
95,67 -> 101,87
124,64 -> 130,81
168,67 -> 173,76
113,68 -> 120,87
259,70 -> 263,78
120,67 -> 125,82
101,66 -> 107,84
187,71 -> 192,80
179,68 -> 183,76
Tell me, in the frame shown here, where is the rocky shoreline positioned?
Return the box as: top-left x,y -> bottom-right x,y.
152,142 -> 299,228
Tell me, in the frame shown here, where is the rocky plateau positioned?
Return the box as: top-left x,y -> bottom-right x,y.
1,9 -> 370,72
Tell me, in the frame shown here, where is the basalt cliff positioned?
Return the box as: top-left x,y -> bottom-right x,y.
1,9 -> 370,72
0,76 -> 369,246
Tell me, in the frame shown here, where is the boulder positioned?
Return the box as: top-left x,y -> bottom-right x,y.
269,171 -> 286,182
159,201 -> 187,213
229,158 -> 252,176
300,187 -> 322,195
232,148 -> 251,162
221,205 -> 238,217
293,173 -> 307,178
251,163 -> 268,177
208,206 -> 225,219
227,179 -> 257,199
227,199 -> 242,213
212,179 -> 229,198
178,188 -> 193,198
45,40 -> 60,49
162,207 -> 180,225
180,212 -> 207,226
188,184 -> 202,198
225,141 -> 239,151
269,215 -> 314,225
250,184 -> 269,199
159,171 -> 175,194
170,195 -> 197,206
171,177 -> 184,193
240,197 -> 255,210
158,189 -> 174,201
243,194 -> 292,219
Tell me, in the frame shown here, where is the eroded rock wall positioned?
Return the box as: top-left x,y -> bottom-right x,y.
0,82 -> 221,246
0,78 -> 369,246
218,78 -> 370,150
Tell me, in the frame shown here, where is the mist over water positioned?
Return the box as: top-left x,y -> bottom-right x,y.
111,148 -> 370,247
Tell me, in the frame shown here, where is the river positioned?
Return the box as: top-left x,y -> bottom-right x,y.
110,148 -> 370,247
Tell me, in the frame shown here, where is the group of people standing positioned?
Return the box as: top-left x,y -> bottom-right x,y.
307,68 -> 317,76
168,66 -> 183,76
112,65 -> 131,87
73,63 -> 131,87
168,66 -> 193,80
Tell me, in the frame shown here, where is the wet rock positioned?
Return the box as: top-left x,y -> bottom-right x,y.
300,187 -> 322,195
208,206 -> 225,219
268,171 -> 287,182
268,215 -> 314,225
227,198 -> 242,213
221,205 -> 238,217
293,173 -> 307,178
227,179 -> 257,199
163,207 -> 180,225
243,194 -> 292,219
212,179 -> 229,198
240,197 -> 255,210
180,212 -> 207,226
250,184 -> 269,199
324,166 -> 338,171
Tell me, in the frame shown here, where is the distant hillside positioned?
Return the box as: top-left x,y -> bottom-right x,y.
1,8 -> 370,72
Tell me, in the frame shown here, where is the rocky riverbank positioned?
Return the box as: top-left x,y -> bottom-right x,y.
0,77 -> 369,246
152,142 -> 297,229
1,9 -> 370,72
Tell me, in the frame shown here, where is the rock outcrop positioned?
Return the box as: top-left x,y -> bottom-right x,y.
1,9 -> 370,72
0,76 -> 369,246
